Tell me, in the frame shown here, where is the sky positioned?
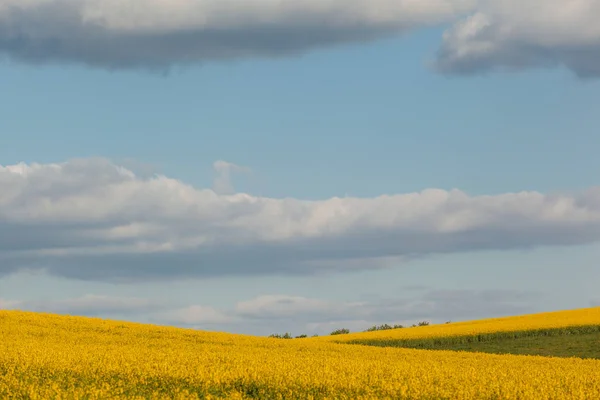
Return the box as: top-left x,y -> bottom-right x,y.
1,0 -> 600,336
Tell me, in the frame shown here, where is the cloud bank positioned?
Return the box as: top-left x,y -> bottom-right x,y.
1,1 -> 600,76
1,158 -> 600,282
0,0 -> 474,69
435,0 -> 600,77
0,289 -> 535,335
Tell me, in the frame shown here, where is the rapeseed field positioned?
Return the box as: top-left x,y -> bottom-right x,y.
320,306 -> 600,351
2,307 -> 600,399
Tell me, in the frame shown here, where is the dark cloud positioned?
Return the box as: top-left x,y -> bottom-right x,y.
0,0 -> 473,69
3,1 -> 599,76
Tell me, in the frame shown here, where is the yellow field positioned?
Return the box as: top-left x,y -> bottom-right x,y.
2,308 -> 600,399
317,306 -> 600,343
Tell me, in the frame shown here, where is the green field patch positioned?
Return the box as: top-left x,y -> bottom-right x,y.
346,325 -> 600,359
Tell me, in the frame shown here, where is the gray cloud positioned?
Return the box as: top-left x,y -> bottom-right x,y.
1,158 -> 600,283
0,0 -> 474,70
3,1 -> 598,76
435,0 -> 600,77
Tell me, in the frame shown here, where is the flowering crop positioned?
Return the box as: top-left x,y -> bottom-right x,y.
1,308 -> 600,399
317,306 -> 600,343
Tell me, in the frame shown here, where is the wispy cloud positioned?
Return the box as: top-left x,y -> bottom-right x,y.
212,160 -> 251,195
1,158 -> 600,282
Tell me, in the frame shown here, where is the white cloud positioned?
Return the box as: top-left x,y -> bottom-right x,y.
435,0 -> 600,77
0,0 -> 474,69
1,158 -> 600,282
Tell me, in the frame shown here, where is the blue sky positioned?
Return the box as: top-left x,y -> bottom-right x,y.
1,0 -> 600,336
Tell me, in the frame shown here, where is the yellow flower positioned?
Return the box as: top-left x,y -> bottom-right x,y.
1,307 -> 600,399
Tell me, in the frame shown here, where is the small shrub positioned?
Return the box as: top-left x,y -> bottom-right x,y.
364,324 -> 404,332
268,333 -> 293,339
330,328 -> 350,336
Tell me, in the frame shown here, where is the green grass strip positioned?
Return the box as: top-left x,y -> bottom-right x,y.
344,325 -> 600,359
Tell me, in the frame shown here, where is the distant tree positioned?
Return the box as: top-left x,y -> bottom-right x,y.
330,328 -> 350,335
365,323 -> 403,332
295,334 -> 308,339
268,332 -> 293,339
